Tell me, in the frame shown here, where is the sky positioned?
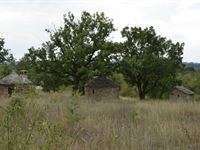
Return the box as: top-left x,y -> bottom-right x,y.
0,0 -> 200,62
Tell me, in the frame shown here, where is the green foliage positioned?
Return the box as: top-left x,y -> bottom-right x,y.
60,11 -> 116,91
17,46 -> 65,92
0,64 -> 12,78
148,75 -> 182,99
0,38 -> 14,64
0,38 -> 15,78
179,71 -> 200,95
18,11 -> 116,93
112,73 -> 137,97
66,96 -> 81,126
120,26 -> 184,99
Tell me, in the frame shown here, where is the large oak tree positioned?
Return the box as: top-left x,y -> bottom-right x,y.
120,26 -> 184,99
19,12 -> 116,92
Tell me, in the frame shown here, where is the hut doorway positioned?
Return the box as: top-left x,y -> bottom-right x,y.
8,86 -> 14,96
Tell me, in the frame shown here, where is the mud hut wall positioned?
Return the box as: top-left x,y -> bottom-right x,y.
85,87 -> 119,100
170,89 -> 193,101
0,85 -> 9,97
14,84 -> 31,93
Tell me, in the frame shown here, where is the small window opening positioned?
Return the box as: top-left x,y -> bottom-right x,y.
92,89 -> 95,94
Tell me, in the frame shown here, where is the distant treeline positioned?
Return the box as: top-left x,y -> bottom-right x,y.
184,62 -> 200,71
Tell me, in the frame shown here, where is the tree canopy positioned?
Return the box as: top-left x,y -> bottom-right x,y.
18,11 -> 116,92
120,26 -> 184,99
0,38 -> 15,78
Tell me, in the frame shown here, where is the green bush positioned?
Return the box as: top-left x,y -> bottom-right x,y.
112,73 -> 137,97
66,96 -> 81,126
180,71 -> 200,95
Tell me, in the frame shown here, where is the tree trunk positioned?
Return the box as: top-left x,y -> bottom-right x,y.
137,83 -> 146,100
139,90 -> 145,100
72,82 -> 85,95
72,83 -> 79,96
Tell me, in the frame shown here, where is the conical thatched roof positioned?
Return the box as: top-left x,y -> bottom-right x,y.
174,86 -> 194,95
85,76 -> 119,89
0,71 -> 32,85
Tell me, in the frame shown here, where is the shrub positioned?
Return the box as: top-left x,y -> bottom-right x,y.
66,96 -> 81,126
112,73 -> 137,97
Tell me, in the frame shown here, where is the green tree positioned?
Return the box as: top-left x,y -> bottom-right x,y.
0,38 -> 13,63
19,11 -> 116,92
120,26 -> 184,99
17,44 -> 66,91
0,38 -> 15,78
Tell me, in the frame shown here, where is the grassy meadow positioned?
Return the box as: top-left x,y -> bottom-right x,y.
0,91 -> 200,149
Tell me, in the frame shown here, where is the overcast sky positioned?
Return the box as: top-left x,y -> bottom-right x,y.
0,0 -> 199,62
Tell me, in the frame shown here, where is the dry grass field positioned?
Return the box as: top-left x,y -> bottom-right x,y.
0,91 -> 200,150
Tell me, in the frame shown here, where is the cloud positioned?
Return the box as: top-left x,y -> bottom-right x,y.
0,0 -> 199,62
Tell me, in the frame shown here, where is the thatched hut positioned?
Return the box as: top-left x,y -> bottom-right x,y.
170,86 -> 194,101
85,76 -> 120,101
0,71 -> 32,97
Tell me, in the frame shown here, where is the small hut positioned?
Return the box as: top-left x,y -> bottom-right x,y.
170,86 -> 194,101
0,71 -> 32,97
85,76 -> 120,101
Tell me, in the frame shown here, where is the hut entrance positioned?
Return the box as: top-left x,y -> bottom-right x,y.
8,86 -> 14,96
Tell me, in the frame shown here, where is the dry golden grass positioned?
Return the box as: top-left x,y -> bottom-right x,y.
0,91 -> 200,149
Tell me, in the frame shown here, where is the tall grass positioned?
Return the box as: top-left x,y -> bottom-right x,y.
0,91 -> 200,149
